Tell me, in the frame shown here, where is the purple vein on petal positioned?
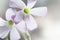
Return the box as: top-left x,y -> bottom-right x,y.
11,15 -> 16,20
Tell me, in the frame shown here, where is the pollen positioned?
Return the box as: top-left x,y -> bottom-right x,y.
8,20 -> 14,26
24,7 -> 30,14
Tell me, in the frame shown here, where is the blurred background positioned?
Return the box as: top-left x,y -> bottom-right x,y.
0,0 -> 60,40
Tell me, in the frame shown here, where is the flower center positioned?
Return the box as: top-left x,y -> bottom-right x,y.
24,7 -> 30,14
8,20 -> 14,26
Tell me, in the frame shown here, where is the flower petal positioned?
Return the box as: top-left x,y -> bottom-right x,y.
10,27 -> 21,40
16,20 -> 27,32
9,0 -> 26,9
0,17 -> 6,26
27,0 -> 37,8
31,7 -> 47,16
6,8 -> 16,20
0,27 -> 10,39
14,11 -> 24,24
25,15 -> 37,31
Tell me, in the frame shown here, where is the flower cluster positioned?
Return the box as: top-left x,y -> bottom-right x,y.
0,0 -> 47,40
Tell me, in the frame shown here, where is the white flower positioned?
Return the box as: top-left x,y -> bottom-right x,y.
0,8 -> 27,40
9,0 -> 47,31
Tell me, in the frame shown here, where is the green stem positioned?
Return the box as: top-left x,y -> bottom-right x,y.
22,31 -> 31,40
5,36 -> 9,40
5,33 -> 9,40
